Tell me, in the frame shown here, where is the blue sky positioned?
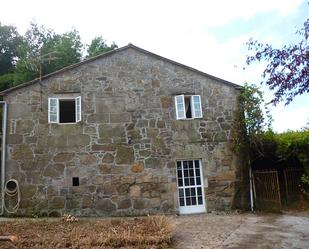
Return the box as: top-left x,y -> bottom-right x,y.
1,0 -> 308,132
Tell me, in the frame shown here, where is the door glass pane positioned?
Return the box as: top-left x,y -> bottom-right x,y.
184,170 -> 189,177
179,198 -> 185,206
183,161 -> 188,169
185,188 -> 190,197
191,197 -> 197,205
177,170 -> 182,178
186,197 -> 191,206
195,168 -> 200,176
194,160 -> 200,168
178,179 -> 183,187
184,178 -> 189,186
197,187 -> 202,196
190,177 -> 195,185
196,177 -> 201,185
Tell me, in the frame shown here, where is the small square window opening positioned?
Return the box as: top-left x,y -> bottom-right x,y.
72,177 -> 79,186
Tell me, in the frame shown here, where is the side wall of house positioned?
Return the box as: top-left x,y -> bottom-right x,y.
4,48 -> 240,216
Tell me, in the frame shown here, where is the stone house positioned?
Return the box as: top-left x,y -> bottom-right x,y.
0,44 -> 242,216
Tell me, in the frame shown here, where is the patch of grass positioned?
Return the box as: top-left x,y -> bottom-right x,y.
0,215 -> 175,249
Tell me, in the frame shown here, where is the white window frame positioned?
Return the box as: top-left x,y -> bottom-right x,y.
191,95 -> 203,118
175,94 -> 203,120
175,95 -> 186,120
48,96 -> 82,124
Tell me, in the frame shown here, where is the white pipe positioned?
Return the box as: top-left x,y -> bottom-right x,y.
0,101 -> 7,216
249,164 -> 254,212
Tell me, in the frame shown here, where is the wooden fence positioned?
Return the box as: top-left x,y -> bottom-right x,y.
284,168 -> 303,200
252,168 -> 304,210
253,170 -> 281,209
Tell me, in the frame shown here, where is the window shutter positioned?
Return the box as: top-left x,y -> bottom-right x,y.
48,98 -> 59,123
191,95 -> 202,118
175,95 -> 186,120
75,96 -> 82,122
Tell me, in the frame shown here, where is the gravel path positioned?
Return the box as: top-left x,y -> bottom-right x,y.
174,212 -> 309,249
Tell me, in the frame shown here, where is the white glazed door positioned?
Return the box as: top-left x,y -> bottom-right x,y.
177,160 -> 206,214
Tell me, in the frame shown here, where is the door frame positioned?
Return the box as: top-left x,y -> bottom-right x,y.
176,159 -> 206,214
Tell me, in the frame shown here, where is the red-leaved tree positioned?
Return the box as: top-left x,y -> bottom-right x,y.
246,18 -> 309,105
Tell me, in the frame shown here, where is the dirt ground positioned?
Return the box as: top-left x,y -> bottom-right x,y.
174,212 -> 309,249
0,212 -> 309,248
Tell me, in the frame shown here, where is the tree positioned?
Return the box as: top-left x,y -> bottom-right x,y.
246,18 -> 309,105
0,23 -> 23,75
0,21 -> 118,90
14,23 -> 83,84
87,36 -> 117,58
232,83 -> 272,210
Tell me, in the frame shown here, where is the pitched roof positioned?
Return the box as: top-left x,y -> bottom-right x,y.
0,44 -> 242,95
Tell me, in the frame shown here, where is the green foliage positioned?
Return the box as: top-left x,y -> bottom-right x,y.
0,73 -> 14,91
233,83 -> 272,155
250,129 -> 309,165
301,174 -> 309,185
87,36 -> 118,58
0,21 -> 118,90
275,128 -> 309,165
0,23 -> 23,75
14,23 -> 83,83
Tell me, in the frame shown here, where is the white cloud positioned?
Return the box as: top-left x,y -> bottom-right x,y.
272,105 -> 309,132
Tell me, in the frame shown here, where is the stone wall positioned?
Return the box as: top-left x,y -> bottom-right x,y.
4,47 -> 241,216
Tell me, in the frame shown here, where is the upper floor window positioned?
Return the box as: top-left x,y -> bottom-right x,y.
48,96 -> 81,123
175,95 -> 202,120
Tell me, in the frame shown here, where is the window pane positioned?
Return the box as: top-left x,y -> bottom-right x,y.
175,95 -> 186,119
48,98 -> 58,123
179,198 -> 185,206
177,161 -> 181,169
195,169 -> 200,176
194,160 -> 200,168
189,161 -> 193,168
196,177 -> 201,185
186,197 -> 191,206
75,96 -> 81,122
198,197 -> 203,205
191,197 -> 197,205
179,189 -> 184,197
185,188 -> 190,197
192,95 -> 202,118
177,170 -> 182,178
189,169 -> 194,177
190,178 -> 195,185
184,178 -> 189,186
184,170 -> 189,177
178,179 -> 183,187
190,188 -> 196,196
197,187 -> 202,196
183,161 -> 188,169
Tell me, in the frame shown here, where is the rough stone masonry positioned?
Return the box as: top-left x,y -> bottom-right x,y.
2,45 -> 242,216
